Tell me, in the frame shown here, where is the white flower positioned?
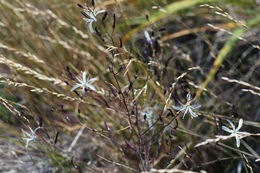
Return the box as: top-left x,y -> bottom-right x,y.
144,30 -> 152,45
172,93 -> 201,119
141,107 -> 159,129
71,71 -> 98,92
22,126 -> 41,148
82,9 -> 106,33
222,118 -> 248,148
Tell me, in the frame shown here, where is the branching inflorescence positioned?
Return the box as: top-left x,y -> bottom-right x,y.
1,0 -> 257,172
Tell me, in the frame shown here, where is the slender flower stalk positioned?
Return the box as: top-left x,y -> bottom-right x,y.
172,93 -> 201,119
22,126 -> 41,148
71,71 -> 98,92
222,118 -> 248,147
82,9 -> 106,33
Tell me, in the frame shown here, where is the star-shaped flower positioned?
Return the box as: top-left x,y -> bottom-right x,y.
71,71 -> 98,92
81,9 -> 106,33
172,93 -> 201,119
22,126 -> 41,148
141,107 -> 159,129
222,119 -> 248,147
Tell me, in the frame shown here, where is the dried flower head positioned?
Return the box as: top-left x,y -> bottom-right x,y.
172,93 -> 201,119
71,71 -> 98,92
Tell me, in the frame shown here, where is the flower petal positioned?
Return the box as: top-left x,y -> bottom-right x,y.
189,109 -> 198,118
177,100 -> 185,107
191,104 -> 201,109
33,127 -> 41,133
84,11 -> 91,17
148,119 -> 153,129
88,21 -> 95,33
144,30 -> 152,44
222,126 -> 232,133
235,135 -> 240,147
28,127 -> 34,133
25,140 -> 30,148
76,77 -> 83,83
186,93 -> 191,102
82,71 -> 87,83
227,120 -> 235,131
95,9 -> 106,16
182,108 -> 188,119
88,77 -> 98,83
88,12 -> 96,20
71,84 -> 81,91
172,105 -> 183,111
236,119 -> 243,131
82,87 -> 86,93
23,131 -> 32,138
85,83 -> 96,91
84,18 -> 94,23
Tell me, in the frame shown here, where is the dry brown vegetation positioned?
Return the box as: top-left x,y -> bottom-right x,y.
0,0 -> 259,172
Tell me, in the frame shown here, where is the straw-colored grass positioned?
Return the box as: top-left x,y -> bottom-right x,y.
0,0 -> 259,172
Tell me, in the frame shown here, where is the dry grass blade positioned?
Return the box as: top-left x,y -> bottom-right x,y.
195,133 -> 260,148
241,89 -> 260,97
142,168 -> 199,173
0,55 -> 65,86
16,1 -> 89,39
38,35 -> 93,60
161,22 -> 237,42
0,96 -> 29,122
0,42 -> 45,64
207,24 -> 260,50
221,77 -> 260,92
196,11 -> 260,97
0,0 -> 259,172
123,0 -> 214,40
97,154 -> 138,172
0,79 -> 84,103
